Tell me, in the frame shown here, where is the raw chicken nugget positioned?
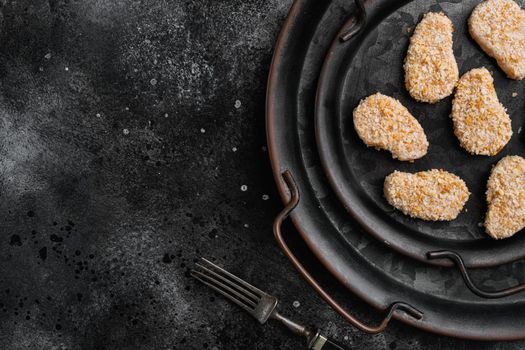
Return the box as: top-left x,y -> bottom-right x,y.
469,0 -> 525,80
353,93 -> 428,161
451,67 -> 512,156
485,156 -> 525,239
404,12 -> 459,103
384,170 -> 470,221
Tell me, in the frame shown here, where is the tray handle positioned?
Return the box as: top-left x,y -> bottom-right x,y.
274,170 -> 423,333
340,0 -> 367,42
427,251 -> 525,299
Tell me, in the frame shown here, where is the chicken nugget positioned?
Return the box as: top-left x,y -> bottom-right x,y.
384,170 -> 470,221
451,67 -> 512,156
353,93 -> 428,161
404,12 -> 459,103
469,0 -> 525,80
485,155 -> 525,239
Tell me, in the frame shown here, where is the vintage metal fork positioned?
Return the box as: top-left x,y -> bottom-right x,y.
191,258 -> 349,350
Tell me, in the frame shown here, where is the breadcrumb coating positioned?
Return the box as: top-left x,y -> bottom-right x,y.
404,12 -> 459,103
469,0 -> 525,80
353,93 -> 428,161
485,156 -> 525,239
384,170 -> 470,221
451,67 -> 512,156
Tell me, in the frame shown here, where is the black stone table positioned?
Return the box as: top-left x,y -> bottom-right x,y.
0,1 -> 524,349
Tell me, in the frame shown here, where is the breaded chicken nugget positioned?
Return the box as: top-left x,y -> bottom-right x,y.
404,12 -> 459,103
469,0 -> 525,80
384,170 -> 470,221
353,93 -> 428,161
485,155 -> 525,239
451,68 -> 512,156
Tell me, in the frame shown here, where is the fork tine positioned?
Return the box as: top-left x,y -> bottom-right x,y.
200,257 -> 266,297
195,262 -> 260,303
191,269 -> 258,310
191,272 -> 254,314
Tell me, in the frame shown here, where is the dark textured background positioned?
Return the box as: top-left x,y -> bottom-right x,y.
0,0 -> 524,349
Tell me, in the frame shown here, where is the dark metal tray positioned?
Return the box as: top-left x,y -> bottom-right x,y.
315,0 -> 525,268
267,0 -> 525,340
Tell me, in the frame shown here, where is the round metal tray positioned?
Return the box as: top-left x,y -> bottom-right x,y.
267,0 -> 525,340
315,0 -> 525,268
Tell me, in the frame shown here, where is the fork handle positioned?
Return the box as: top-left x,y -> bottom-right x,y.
308,332 -> 350,350
272,312 -> 350,349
